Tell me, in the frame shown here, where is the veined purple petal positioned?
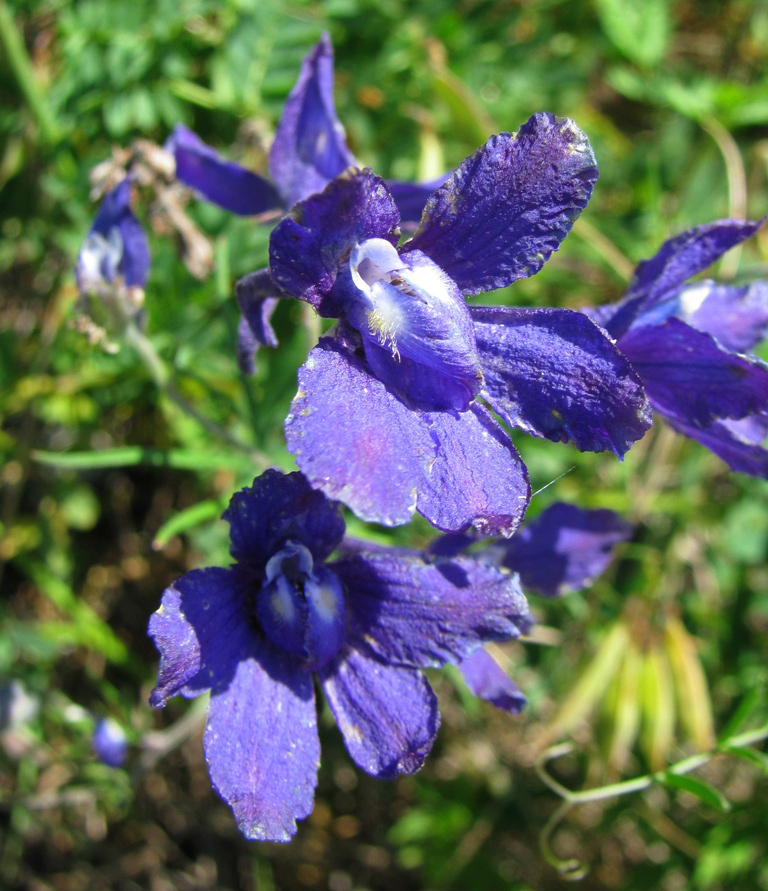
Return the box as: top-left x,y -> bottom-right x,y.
204,635 -> 319,842
403,115 -> 598,295
148,566 -> 253,707
223,470 -> 345,572
472,306 -> 652,455
269,33 -> 358,207
270,170 -> 400,317
348,241 -> 484,411
331,550 -> 531,668
668,414 -> 768,477
601,219 -> 765,338
459,648 -> 527,714
485,502 -> 633,597
77,178 -> 149,290
319,646 -> 439,778
235,267 -> 280,373
674,280 -> 768,354
416,403 -> 531,537
167,124 -> 282,216
619,317 -> 768,426
387,176 -> 449,227
285,336 -> 436,527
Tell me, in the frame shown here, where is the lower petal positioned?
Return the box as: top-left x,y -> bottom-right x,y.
417,403 -> 530,537
204,636 -> 319,842
319,646 -> 439,778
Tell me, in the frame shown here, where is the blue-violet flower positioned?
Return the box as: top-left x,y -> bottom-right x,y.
148,469 -> 531,842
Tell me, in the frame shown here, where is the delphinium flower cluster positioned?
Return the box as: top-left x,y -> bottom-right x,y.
77,35 -> 768,843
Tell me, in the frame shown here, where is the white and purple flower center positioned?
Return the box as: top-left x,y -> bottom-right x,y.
346,238 -> 484,412
78,227 -> 124,289
255,540 -> 346,669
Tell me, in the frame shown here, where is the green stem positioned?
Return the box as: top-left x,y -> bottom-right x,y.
0,0 -> 60,146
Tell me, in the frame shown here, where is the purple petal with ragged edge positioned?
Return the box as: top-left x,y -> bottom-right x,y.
319,645 -> 439,778
285,336 -> 436,527
77,178 -> 150,290
270,169 -> 400,317
331,549 -> 531,669
460,648 -> 527,714
223,470 -> 345,572
472,306 -> 652,455
348,242 -> 484,411
601,219 -> 765,338
676,280 -> 768,354
668,414 -> 768,477
204,634 -> 319,842
619,317 -> 768,426
148,566 -> 253,707
416,403 -> 531,537
403,115 -> 598,295
269,33 -> 358,208
235,267 -> 280,373
485,502 -> 632,597
167,124 -> 282,216
387,176 -> 449,227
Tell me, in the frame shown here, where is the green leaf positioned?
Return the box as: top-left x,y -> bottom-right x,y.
718,688 -> 763,743
32,446 -> 255,473
153,498 -> 226,549
595,0 -> 671,68
660,772 -> 731,812
722,745 -> 768,772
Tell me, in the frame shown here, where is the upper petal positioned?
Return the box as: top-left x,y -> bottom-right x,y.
667,413 -> 768,478
472,306 -> 652,455
284,336 -> 436,526
403,115 -> 598,294
204,634 -> 319,842
269,33 -> 358,207
269,170 -> 400,317
673,280 -> 768,354
331,549 -> 532,668
599,219 -> 765,338
319,645 -> 439,778
167,124 -> 282,216
223,470 -> 345,572
483,502 -> 633,597
148,566 -> 253,707
416,403 -> 531,537
386,176 -> 449,228
619,317 -> 768,426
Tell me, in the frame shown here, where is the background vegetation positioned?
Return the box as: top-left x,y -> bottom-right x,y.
1,1 -> 767,888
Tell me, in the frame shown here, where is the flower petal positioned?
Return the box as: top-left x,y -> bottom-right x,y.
148,567 -> 253,707
387,176 -> 448,227
459,648 -> 527,714
223,470 -> 345,572
204,635 -> 319,842
600,219 -> 765,338
674,280 -> 768,354
403,115 -> 598,294
285,336 -> 435,526
319,646 -> 439,778
668,414 -> 768,477
484,502 -> 632,597
331,550 -> 531,668
472,306 -> 652,455
416,403 -> 531,536
270,169 -> 400,316
269,33 -> 358,207
167,124 -> 282,216
235,267 -> 280,373
77,178 -> 150,290
619,318 -> 768,426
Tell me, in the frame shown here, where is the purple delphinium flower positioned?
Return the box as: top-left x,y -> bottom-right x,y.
590,220 -> 768,476
252,115 -> 651,535
92,717 -> 129,767
148,469 -> 531,842
76,177 -> 150,296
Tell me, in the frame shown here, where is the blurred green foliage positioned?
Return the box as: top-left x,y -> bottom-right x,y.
2,0 -> 768,889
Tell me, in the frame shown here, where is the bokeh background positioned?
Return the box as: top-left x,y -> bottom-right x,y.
2,1 -> 768,889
